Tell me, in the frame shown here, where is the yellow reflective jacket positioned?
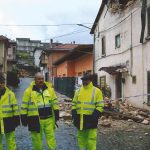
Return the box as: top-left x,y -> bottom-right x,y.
72,82 -> 104,130
0,87 -> 20,134
21,81 -> 59,132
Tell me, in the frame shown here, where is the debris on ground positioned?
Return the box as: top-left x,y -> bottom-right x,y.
56,92 -> 72,122
103,97 -> 150,126
56,92 -> 150,128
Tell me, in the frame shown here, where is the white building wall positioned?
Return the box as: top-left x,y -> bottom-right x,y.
94,0 -> 150,110
34,49 -> 42,67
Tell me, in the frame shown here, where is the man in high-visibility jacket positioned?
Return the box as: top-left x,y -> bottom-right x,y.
72,74 -> 104,150
21,72 -> 59,150
0,73 -> 20,150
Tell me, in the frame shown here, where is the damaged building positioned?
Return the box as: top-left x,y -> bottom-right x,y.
90,0 -> 150,110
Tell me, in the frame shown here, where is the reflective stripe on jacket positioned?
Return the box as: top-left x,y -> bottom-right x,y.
21,82 -> 59,132
72,82 -> 104,130
0,87 -> 20,134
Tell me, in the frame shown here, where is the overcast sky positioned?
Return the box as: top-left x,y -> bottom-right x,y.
0,0 -> 101,44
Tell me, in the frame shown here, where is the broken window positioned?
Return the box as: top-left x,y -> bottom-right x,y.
115,34 -> 121,48
147,6 -> 150,36
102,36 -> 106,57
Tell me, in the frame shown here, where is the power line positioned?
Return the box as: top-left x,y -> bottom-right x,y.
52,28 -> 89,39
0,23 -> 93,27
0,23 -> 93,40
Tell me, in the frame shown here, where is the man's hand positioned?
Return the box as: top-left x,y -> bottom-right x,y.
92,109 -> 101,120
54,110 -> 59,122
71,109 -> 77,120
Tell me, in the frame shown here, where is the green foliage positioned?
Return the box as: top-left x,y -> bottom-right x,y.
17,51 -> 29,59
101,85 -> 111,98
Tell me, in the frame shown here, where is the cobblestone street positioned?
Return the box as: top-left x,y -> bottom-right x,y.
2,120 -> 150,150
97,121 -> 150,150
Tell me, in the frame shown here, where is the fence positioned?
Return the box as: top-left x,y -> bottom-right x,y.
54,77 -> 76,98
54,74 -> 98,98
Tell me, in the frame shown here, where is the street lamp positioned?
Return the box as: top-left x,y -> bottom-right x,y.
76,24 -> 92,29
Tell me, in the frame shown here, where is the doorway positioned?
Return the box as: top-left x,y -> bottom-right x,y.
116,73 -> 122,99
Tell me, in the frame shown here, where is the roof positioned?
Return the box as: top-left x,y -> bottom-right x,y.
33,43 -> 62,53
50,44 -> 78,50
30,40 -> 41,43
99,64 -> 128,75
0,35 -> 9,41
0,35 -> 10,47
90,0 -> 135,34
16,38 -> 30,41
90,0 -> 108,34
53,44 -> 93,65
45,44 -> 78,54
9,40 -> 17,46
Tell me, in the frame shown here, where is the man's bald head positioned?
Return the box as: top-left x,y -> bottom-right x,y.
34,72 -> 44,88
35,72 -> 44,79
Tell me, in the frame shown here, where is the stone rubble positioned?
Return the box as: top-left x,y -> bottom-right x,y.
56,92 -> 150,128
102,97 -> 150,126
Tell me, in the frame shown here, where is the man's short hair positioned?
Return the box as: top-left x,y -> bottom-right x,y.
81,73 -> 92,81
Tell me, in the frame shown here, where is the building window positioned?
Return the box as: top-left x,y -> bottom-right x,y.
132,76 -> 136,84
147,7 -> 150,36
115,34 -> 121,48
101,36 -> 106,57
100,76 -> 106,89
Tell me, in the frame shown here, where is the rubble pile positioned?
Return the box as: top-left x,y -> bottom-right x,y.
108,0 -> 137,13
101,98 -> 150,127
59,99 -> 72,123
57,92 -> 150,128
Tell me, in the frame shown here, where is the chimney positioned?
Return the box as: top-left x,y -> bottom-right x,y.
50,39 -> 53,48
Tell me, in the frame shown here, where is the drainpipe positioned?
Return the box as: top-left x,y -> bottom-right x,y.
140,0 -> 147,108
93,34 -> 96,74
142,44 -> 145,108
121,73 -> 124,101
130,12 -> 133,76
140,0 -> 147,43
